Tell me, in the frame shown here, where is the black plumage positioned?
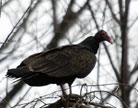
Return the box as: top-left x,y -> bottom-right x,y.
7,30 -> 112,95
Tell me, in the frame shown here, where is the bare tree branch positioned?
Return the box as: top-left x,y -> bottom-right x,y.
85,90 -> 129,108
105,0 -> 120,25
88,3 -> 120,81
131,77 -> 138,89
103,43 -> 120,81
14,87 -> 32,107
129,16 -> 138,28
0,81 -> 24,108
0,0 -> 43,62
118,0 -> 123,22
47,0 -> 89,49
87,3 -> 99,30
119,1 -> 131,107
51,0 -> 57,34
130,59 -> 138,76
0,1 -> 44,108
0,1 -> 33,50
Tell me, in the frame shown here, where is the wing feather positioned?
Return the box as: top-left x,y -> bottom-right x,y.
21,45 -> 96,78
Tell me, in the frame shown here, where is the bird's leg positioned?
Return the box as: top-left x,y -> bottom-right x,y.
60,85 -> 67,97
69,84 -> 72,95
68,84 -> 82,102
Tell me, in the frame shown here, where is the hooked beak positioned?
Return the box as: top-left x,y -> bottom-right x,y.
107,37 -> 113,44
106,34 -> 113,44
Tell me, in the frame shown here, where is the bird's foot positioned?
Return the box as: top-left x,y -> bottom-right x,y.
60,94 -> 83,102
60,95 -> 66,101
65,94 -> 83,103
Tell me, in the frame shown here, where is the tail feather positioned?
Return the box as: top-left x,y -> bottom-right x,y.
7,67 -> 49,86
7,67 -> 30,78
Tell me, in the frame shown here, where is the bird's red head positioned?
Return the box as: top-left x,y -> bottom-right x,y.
94,30 -> 113,44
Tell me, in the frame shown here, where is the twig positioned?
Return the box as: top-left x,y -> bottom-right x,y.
0,1 -> 33,50
85,90 -> 129,108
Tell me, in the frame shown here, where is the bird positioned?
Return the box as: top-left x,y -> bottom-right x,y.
7,30 -> 113,96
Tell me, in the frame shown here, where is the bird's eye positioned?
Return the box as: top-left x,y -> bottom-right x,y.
101,32 -> 106,35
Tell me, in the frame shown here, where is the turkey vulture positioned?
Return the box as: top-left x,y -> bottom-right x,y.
7,30 -> 112,96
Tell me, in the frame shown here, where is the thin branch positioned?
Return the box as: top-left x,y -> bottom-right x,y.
0,0 -> 42,62
102,87 -> 119,102
1,0 -> 13,9
124,0 -> 131,23
87,3 -> 99,30
131,77 -> 138,88
0,1 -> 33,50
85,90 -> 129,108
118,0 -> 123,22
44,99 -> 89,108
46,0 -> 89,49
0,1 -> 43,108
86,101 -> 113,108
129,16 -> 138,28
97,47 -> 103,100
51,0 -> 57,34
130,59 -> 138,76
105,0 -> 120,25
13,87 -> 32,107
88,3 -> 120,81
103,42 -> 120,81
0,81 -> 25,108
43,94 -> 113,108
101,2 -> 107,28
85,83 -> 138,93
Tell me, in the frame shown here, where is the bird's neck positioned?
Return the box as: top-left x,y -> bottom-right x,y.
79,37 -> 99,54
